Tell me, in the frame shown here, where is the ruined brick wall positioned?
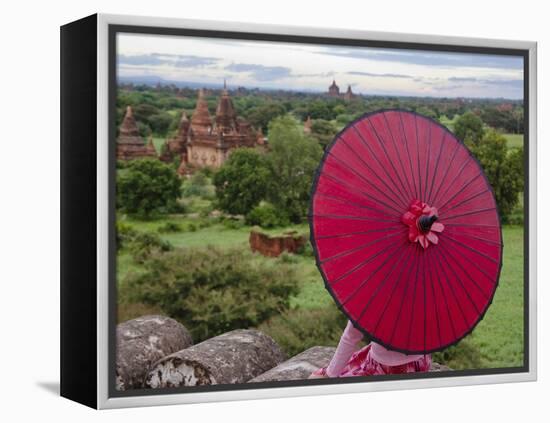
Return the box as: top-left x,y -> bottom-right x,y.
249,229 -> 307,257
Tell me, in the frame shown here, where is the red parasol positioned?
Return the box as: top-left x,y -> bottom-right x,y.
309,110 -> 502,354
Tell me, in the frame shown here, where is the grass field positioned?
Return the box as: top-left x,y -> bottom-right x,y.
153,137 -> 164,154
117,215 -> 524,370
503,133 -> 524,149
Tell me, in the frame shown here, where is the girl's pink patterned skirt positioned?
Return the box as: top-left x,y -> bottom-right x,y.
314,344 -> 432,377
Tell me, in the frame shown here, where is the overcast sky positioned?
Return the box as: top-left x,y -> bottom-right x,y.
117,33 -> 524,99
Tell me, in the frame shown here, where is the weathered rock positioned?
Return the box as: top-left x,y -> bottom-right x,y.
145,329 -> 287,388
249,229 -> 307,257
250,347 -> 452,382
249,346 -> 336,383
116,315 -> 193,391
429,362 -> 452,372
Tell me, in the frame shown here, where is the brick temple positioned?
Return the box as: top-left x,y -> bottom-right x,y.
327,80 -> 355,101
162,84 -> 261,174
328,79 -> 340,97
116,106 -> 157,160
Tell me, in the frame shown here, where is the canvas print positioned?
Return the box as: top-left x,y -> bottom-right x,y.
112,30 -> 525,393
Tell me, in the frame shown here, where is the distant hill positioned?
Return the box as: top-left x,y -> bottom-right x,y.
118,75 -> 222,89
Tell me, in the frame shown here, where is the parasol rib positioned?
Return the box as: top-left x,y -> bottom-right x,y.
315,191 -> 396,219
428,141 -> 461,206
316,225 -> 403,240
435,248 -> 483,315
340,241 -> 409,307
439,188 -> 490,215
327,150 -> 404,212
432,248 -> 472,328
310,213 -> 398,223
388,247 -> 420,345
319,230 -> 403,265
371,250 -> 415,335
364,117 -> 411,205
432,155 -> 471,205
427,248 -> 443,348
322,172 -> 403,215
443,207 -> 498,222
398,112 -> 420,200
425,131 -> 447,204
438,241 -> 497,291
405,244 -> 422,350
353,247 -> 411,322
382,112 -> 415,198
330,241 -> 404,285
438,173 -> 483,211
423,120 -> 433,203
442,229 -> 502,246
431,246 -> 458,343
415,115 -> 424,202
339,133 -> 408,208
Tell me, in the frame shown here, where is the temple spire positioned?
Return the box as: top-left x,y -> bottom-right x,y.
304,115 -> 312,134
116,105 -> 157,160
190,89 -> 212,134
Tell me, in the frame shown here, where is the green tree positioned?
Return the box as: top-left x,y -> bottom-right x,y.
454,112 -> 485,146
245,103 -> 287,133
117,158 -> 181,217
470,130 -> 524,221
310,119 -> 339,149
148,112 -> 173,137
307,100 -> 333,120
213,148 -> 271,215
266,115 -> 323,223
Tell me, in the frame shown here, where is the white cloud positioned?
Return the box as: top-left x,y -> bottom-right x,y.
116,33 -> 524,99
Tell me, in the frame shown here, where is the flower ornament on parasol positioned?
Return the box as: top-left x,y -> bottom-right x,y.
309,110 -> 502,354
402,199 -> 445,249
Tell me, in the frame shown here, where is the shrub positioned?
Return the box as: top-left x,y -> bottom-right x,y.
197,218 -> 213,229
278,252 -> 299,264
258,306 -> 350,357
116,221 -> 137,251
197,166 -> 215,178
124,246 -> 300,342
127,230 -> 172,264
295,240 -> 315,257
157,221 -> 182,233
213,148 -> 271,215
182,171 -> 212,198
222,218 -> 245,230
117,158 -> 181,218
245,203 -> 289,228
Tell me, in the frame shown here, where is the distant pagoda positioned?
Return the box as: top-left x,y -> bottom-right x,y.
146,134 -> 157,156
116,106 -> 157,160
328,79 -> 340,97
304,116 -> 312,134
344,85 -> 355,101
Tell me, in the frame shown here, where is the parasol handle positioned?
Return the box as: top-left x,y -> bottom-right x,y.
418,215 -> 438,233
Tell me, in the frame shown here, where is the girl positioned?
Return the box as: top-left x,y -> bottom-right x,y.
309,320 -> 431,378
